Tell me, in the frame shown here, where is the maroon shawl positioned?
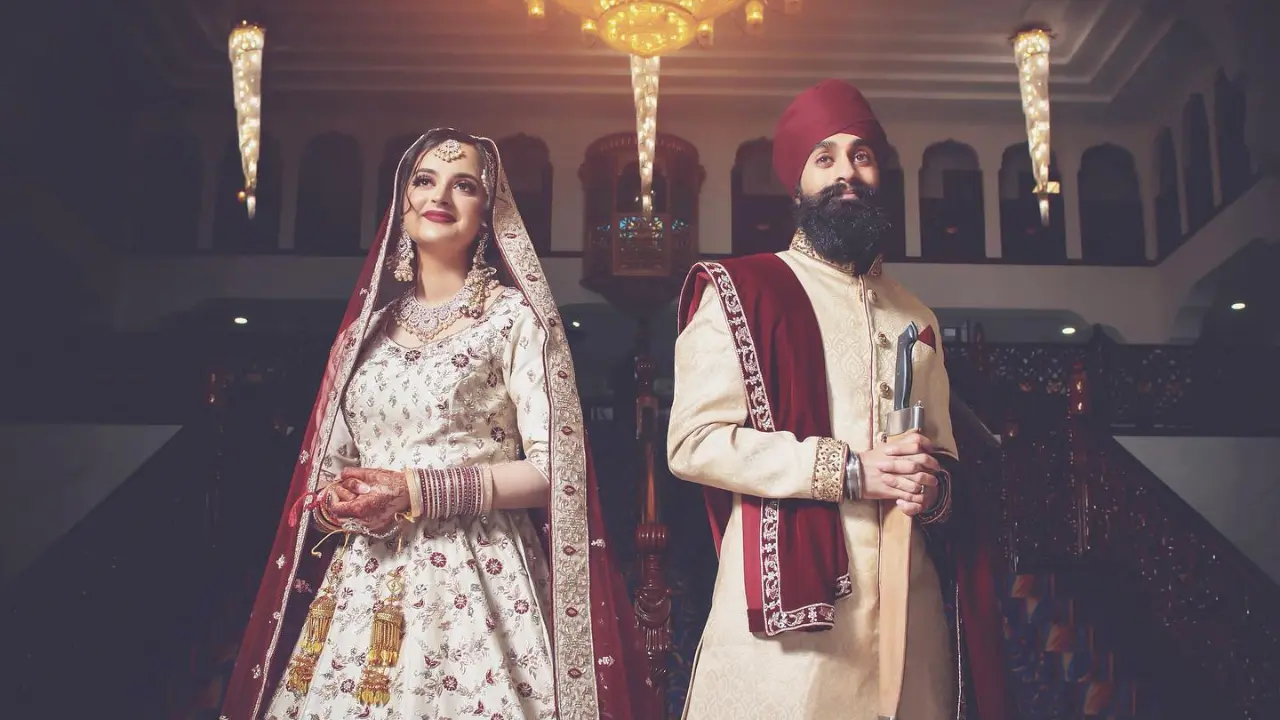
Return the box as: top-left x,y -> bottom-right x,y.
678,253 -> 850,635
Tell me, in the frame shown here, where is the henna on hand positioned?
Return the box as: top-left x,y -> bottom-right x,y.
329,467 -> 411,533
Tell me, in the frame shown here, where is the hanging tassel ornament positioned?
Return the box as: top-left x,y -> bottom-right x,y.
357,567 -> 407,706
284,543 -> 347,695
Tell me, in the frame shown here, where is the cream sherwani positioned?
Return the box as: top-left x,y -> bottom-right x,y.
668,245 -> 960,720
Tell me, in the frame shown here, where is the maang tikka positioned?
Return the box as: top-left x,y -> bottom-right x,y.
392,226 -> 415,283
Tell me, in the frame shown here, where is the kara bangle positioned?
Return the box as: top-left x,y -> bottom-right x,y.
919,469 -> 952,525
843,452 -> 864,502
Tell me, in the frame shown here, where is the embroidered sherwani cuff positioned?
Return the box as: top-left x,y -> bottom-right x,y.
812,437 -> 849,503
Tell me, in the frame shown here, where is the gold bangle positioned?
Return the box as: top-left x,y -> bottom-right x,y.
404,466 -> 423,521
313,488 -> 343,532
479,466 -> 495,515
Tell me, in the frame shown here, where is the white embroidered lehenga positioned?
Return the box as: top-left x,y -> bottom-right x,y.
223,130 -> 653,720
264,288 -> 558,719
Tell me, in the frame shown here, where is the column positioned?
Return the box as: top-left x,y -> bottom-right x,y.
1058,150 -> 1083,260
548,139 -> 584,253
903,162 -> 922,258
1171,114 -> 1190,237
893,137 -> 924,259
197,129 -> 224,251
1132,142 -> 1160,261
690,130 -> 735,256
977,142 -> 1004,259
1204,83 -> 1223,209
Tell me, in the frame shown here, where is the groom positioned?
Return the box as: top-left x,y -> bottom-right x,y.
667,80 -> 1004,719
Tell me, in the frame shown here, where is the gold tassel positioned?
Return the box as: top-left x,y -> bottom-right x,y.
284,592 -> 336,695
284,543 -> 347,696
356,568 -> 406,706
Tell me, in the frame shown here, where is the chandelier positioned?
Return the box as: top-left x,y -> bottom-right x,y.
529,0 -> 798,215
1012,26 -> 1056,226
229,21 -> 265,219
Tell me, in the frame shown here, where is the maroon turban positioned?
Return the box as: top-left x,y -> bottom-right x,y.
772,80 -> 888,192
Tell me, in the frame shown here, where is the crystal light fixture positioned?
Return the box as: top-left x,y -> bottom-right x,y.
631,55 -> 660,216
537,1 -> 776,215
229,21 -> 265,219
1013,27 -> 1057,226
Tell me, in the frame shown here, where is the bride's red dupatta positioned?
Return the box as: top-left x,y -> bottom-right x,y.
220,131 -> 655,720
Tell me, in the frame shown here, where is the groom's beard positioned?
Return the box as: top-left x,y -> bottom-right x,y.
793,181 -> 890,269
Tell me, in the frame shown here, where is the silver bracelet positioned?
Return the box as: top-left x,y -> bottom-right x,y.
843,451 -> 863,502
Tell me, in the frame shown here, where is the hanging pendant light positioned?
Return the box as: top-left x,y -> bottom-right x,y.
1013,26 -> 1057,226
229,21 -> 265,219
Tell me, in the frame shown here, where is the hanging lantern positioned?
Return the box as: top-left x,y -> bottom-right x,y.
1012,27 -> 1057,226
228,21 -> 265,219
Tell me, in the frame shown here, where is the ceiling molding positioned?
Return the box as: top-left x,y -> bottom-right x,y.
133,0 -> 1195,116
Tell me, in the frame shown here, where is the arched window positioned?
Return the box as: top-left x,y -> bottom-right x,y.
579,132 -> 703,313
1078,144 -> 1144,265
1214,70 -> 1251,204
919,141 -> 984,262
496,134 -> 553,255
998,143 -> 1065,262
730,138 -> 790,256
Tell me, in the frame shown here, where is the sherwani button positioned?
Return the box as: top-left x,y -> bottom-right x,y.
878,381 -> 892,398
876,332 -> 890,348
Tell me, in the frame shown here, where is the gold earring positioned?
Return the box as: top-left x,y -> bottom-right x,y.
392,227 -> 414,283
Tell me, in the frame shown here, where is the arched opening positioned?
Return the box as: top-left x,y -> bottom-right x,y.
295,133 -> 363,256
496,134 -> 553,255
375,134 -> 423,229
1078,144 -> 1144,265
1214,69 -> 1251,204
579,132 -> 703,313
730,138 -> 791,256
998,143 -> 1066,262
919,141 -> 984,262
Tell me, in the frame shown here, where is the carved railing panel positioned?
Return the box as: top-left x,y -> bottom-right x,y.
946,331 -> 1280,436
958,334 -> 1280,719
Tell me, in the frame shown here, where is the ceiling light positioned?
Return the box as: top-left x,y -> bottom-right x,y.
1060,326 -> 1076,336
233,317 -> 249,325
1230,302 -> 1246,310
571,321 -> 581,328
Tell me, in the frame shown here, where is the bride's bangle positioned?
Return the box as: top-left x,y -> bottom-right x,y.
413,466 -> 494,519
404,466 -> 423,521
313,487 -> 344,532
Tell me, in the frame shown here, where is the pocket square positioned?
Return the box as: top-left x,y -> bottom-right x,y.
918,324 -> 937,351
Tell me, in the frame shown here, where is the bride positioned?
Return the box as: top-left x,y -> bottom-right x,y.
221,129 -> 652,720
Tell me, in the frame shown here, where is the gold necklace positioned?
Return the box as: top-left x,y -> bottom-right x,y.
392,267 -> 497,345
